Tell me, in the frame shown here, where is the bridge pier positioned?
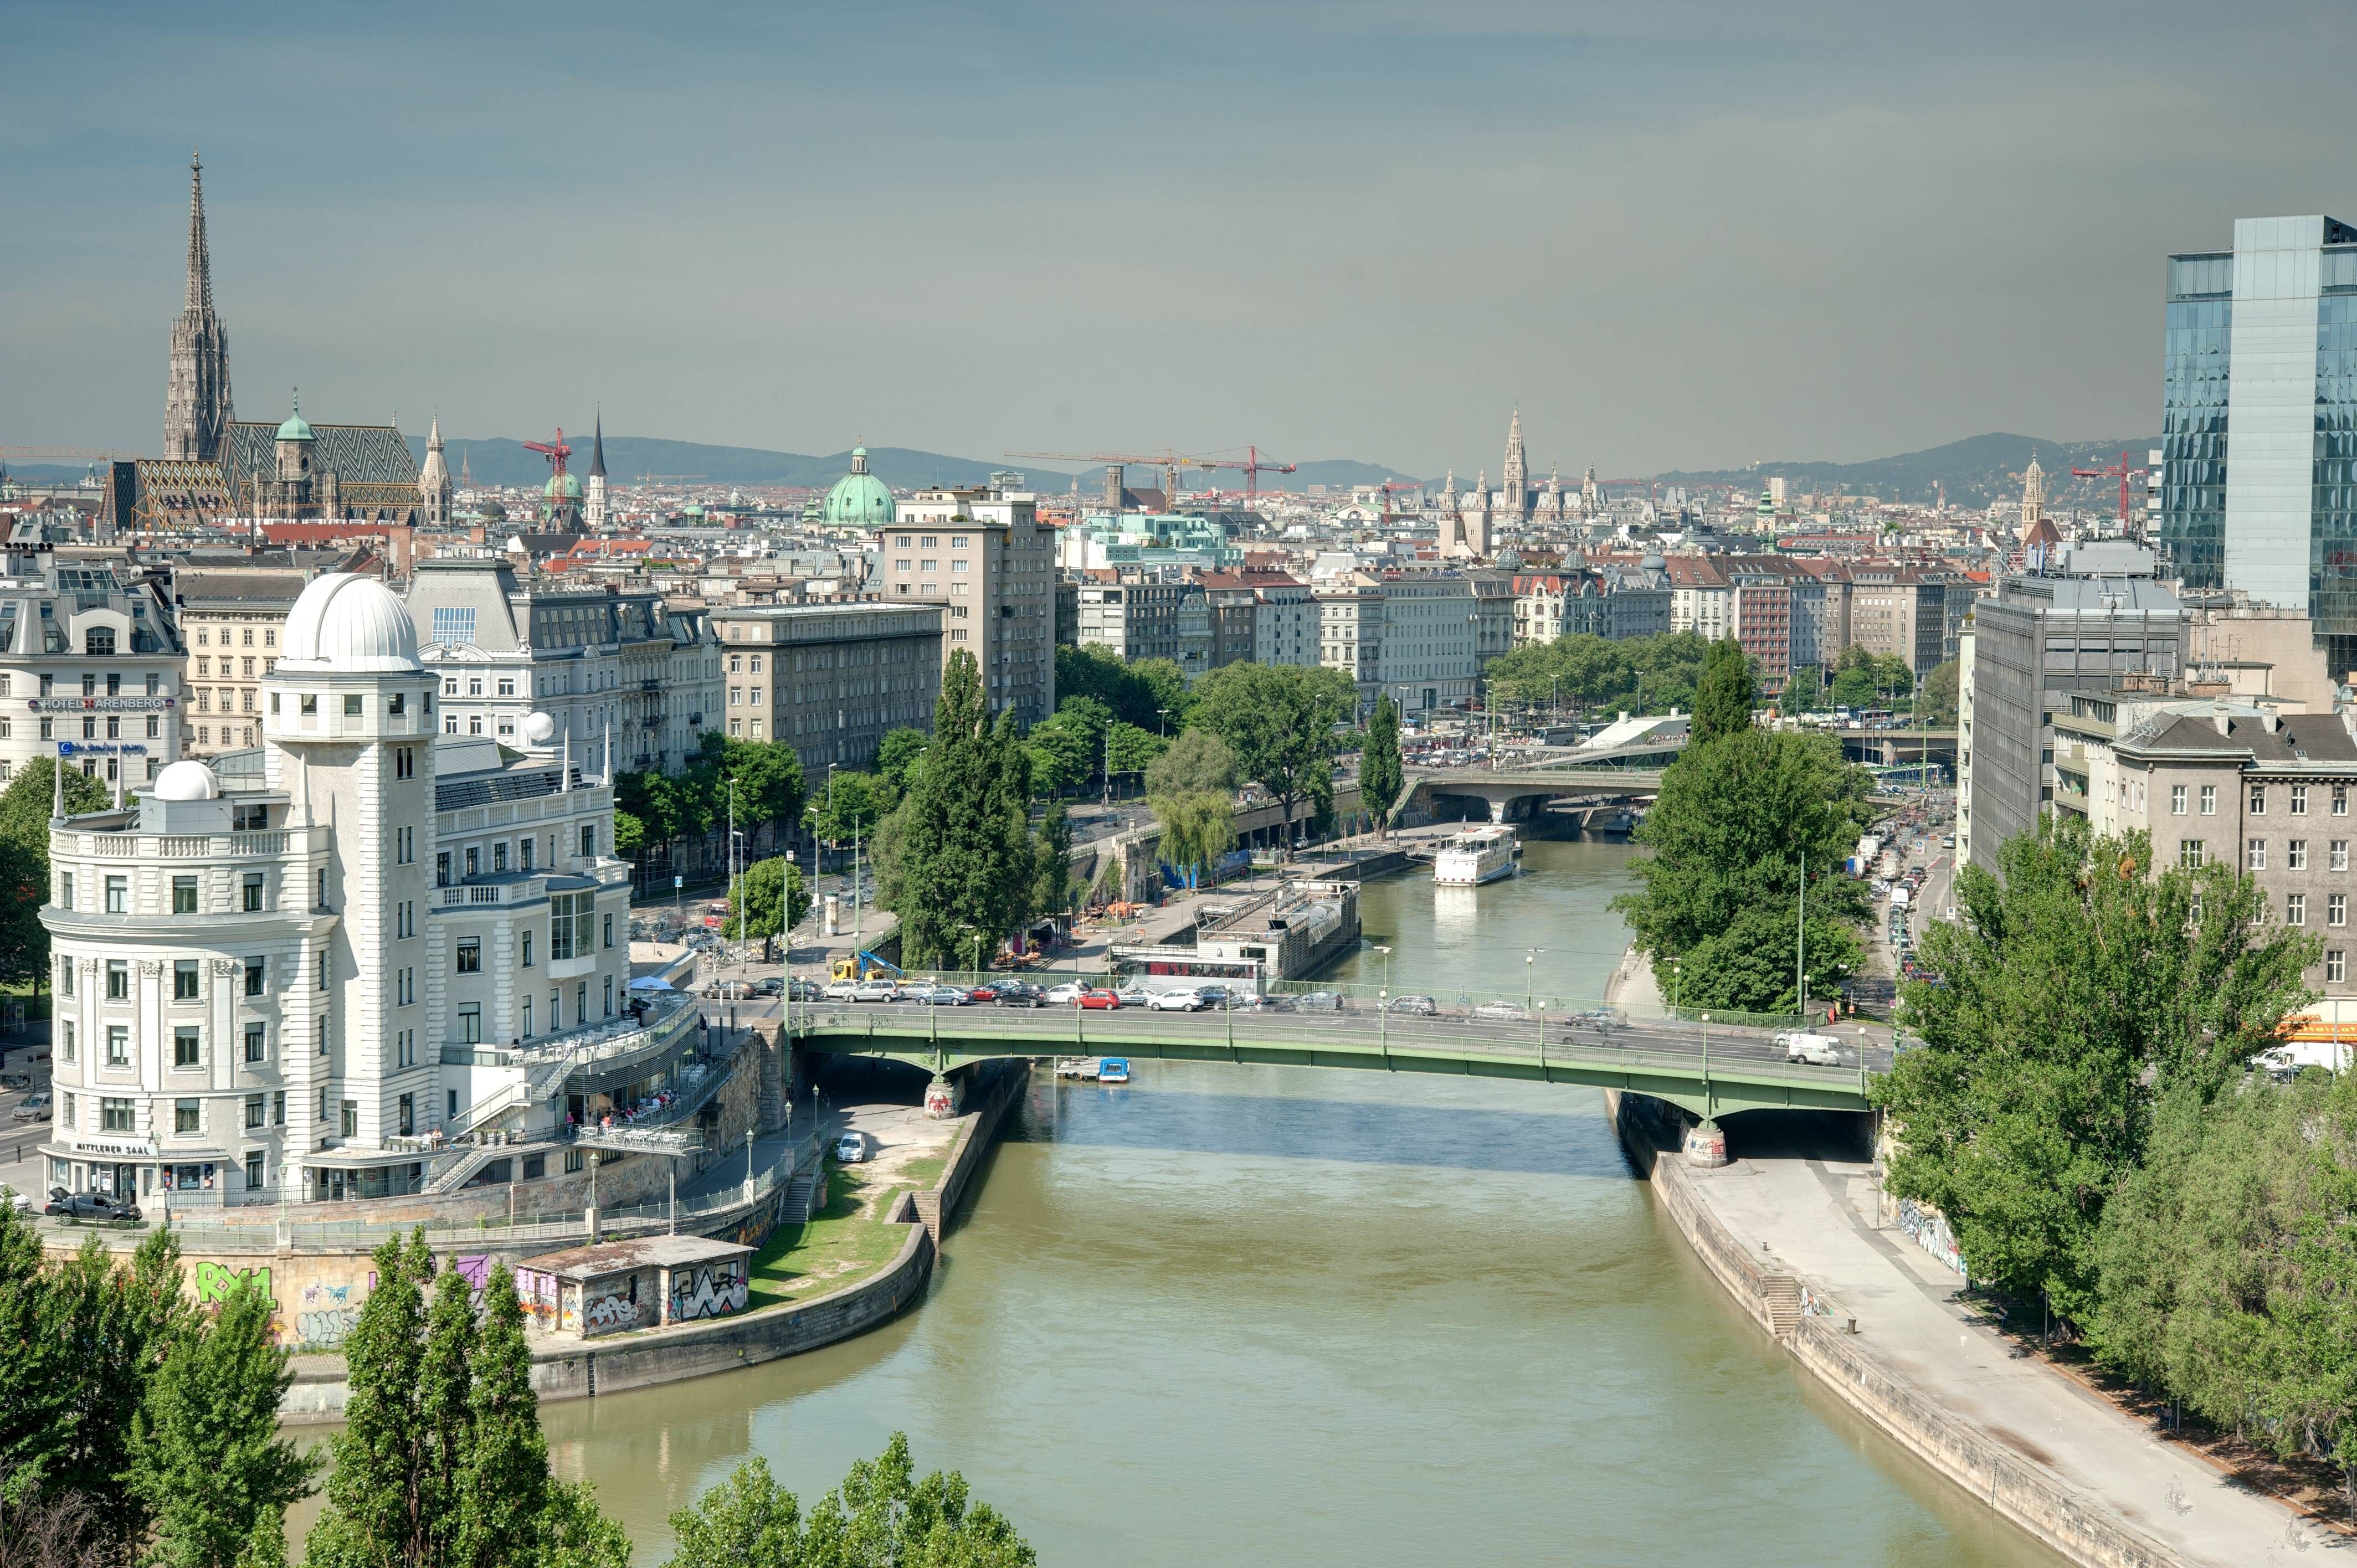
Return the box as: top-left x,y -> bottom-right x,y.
1683,1119 -> 1729,1166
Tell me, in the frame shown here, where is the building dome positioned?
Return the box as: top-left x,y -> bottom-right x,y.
822,446 -> 895,527
279,573 -> 422,672
275,392 -> 314,443
152,759 -> 222,801
544,472 -> 583,500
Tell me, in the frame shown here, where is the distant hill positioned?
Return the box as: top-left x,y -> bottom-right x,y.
1659,432 -> 2160,510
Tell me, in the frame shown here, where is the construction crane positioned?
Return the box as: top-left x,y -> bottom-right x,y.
1378,478 -> 1418,529
1200,445 -> 1297,504
523,428 -> 574,481
2070,450 -> 2151,534
1004,450 -> 1210,511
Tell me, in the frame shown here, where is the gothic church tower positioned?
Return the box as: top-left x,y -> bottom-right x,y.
418,415 -> 454,525
1501,407 -> 1529,521
584,408 -> 609,531
163,154 -> 234,461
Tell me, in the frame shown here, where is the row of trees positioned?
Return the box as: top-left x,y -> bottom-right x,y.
0,1213 -> 1034,1566
1615,640 -> 1875,1012
1873,816 -> 2357,1504
613,736 -> 807,863
1483,631 -> 1713,720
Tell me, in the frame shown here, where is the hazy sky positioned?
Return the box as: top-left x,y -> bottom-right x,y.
4,1 -> 2353,477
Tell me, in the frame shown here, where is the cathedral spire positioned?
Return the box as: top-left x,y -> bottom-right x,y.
164,152 -> 232,461
588,407 -> 607,479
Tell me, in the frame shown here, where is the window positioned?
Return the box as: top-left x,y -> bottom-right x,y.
497,677 -> 515,697
458,1004 -> 480,1045
397,825 -> 414,863
577,981 -> 588,1025
430,606 -> 477,646
579,824 -> 596,858
565,1149 -> 584,1175
60,1021 -> 74,1062
397,900 -> 413,939
243,873 -> 264,912
2251,784 -> 2267,815
2249,840 -> 2267,872
2291,840 -> 2309,872
2338,841 -> 2351,872
317,947 -> 330,990
2294,785 -> 2310,816
521,996 -> 533,1036
396,746 -> 414,779
2334,952 -> 2350,985
2289,893 -> 2307,926
521,931 -> 533,968
300,695 -> 316,716
2171,784 -> 2187,815
2333,894 -> 2348,928
58,872 -> 72,908
105,876 -> 126,914
2339,785 -> 2351,817
102,1097 -> 132,1132
106,960 -> 127,1001
245,1094 -> 265,1130
175,1099 -> 200,1135
174,960 -> 200,1001
520,838 -> 533,872
464,846 -> 480,878
244,1153 -> 264,1191
106,1024 -> 128,1066
493,841 -> 509,873
469,677 -> 483,697
173,875 -> 197,913
603,974 -> 614,1016
273,1091 -> 285,1126
397,968 -> 414,1006
340,1101 -> 357,1139
603,912 -> 614,949
174,1026 -> 201,1068
2201,785 -> 2217,815
2180,839 -> 2206,868
245,1024 -> 265,1064
57,958 -> 71,998
437,851 -> 451,887
397,1093 -> 414,1137
316,1017 -> 329,1055
456,938 -> 481,973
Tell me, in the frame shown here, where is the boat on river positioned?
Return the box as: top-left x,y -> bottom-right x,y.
1433,825 -> 1518,887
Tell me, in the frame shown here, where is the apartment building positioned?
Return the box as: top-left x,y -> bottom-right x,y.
1074,573 -> 1210,676
0,549 -> 184,787
708,603 -> 943,778
173,568 -> 307,758
1250,573 -> 1318,668
883,486 -> 1056,726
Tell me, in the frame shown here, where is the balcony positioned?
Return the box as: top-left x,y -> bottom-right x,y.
52,825 -> 324,861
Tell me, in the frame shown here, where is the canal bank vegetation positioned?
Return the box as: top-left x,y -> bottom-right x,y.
1614,642 -> 1875,1014
0,1211 -> 1038,1567
1874,816 -> 2357,1513
746,1163 -> 920,1310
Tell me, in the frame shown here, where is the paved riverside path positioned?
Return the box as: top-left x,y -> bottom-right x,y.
1692,1120 -> 2333,1566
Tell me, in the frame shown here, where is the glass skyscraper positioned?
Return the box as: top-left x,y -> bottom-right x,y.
2162,215 -> 2357,668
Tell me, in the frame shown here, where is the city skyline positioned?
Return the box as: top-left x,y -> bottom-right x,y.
3,2 -> 2354,475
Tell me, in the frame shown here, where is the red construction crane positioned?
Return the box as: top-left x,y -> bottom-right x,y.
523,428 -> 573,480
1201,445 -> 1297,504
1378,477 -> 1418,528
2070,450 -> 2150,532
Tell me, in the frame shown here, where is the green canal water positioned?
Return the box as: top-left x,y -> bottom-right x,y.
533,837 -> 2061,1566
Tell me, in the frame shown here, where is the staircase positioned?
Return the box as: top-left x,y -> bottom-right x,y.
423,1142 -> 515,1194
784,1163 -> 825,1225
1762,1276 -> 1803,1340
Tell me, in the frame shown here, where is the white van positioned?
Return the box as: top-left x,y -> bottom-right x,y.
1776,1031 -> 1845,1066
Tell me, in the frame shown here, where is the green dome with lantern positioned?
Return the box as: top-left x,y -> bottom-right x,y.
821,446 -> 896,527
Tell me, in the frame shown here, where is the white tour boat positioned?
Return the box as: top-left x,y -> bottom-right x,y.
1433,825 -> 1518,887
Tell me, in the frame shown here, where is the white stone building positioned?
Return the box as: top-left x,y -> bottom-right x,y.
0,547 -> 185,788
39,574 -> 675,1207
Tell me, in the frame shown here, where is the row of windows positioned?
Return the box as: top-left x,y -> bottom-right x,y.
432,825 -> 597,883
58,870 -> 283,917
192,626 -> 275,649
56,1015 -> 279,1070
2171,782 -> 2354,815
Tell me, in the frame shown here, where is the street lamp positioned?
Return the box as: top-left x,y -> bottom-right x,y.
1157,707 -> 1172,738
1526,947 -> 1544,1011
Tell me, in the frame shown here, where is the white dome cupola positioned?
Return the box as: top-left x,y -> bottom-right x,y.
279,573 -> 422,673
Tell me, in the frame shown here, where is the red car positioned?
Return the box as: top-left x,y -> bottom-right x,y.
967,986 -> 1000,1004
1075,988 -> 1123,1010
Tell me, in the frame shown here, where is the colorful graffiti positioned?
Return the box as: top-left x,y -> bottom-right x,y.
193,1261 -> 271,1304
300,1280 -> 352,1307
452,1255 -> 491,1299
667,1262 -> 747,1324
516,1267 -> 559,1325
582,1293 -> 640,1331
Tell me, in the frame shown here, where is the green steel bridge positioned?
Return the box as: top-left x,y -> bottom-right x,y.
787,1005 -> 1876,1123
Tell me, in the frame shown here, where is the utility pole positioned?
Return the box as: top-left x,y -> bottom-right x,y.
1797,856 -> 1806,1024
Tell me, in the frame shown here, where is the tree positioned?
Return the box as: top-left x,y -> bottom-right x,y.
664,1435 -> 1033,1568
872,729 -> 930,797
804,771 -> 887,848
0,759 -> 111,989
612,812 -> 646,858
1143,728 -> 1236,800
717,740 -> 807,856
874,652 -> 1039,969
1020,712 -> 1095,799
1358,695 -> 1402,830
130,1276 -> 319,1568
727,858 -> 809,954
305,1233 -> 432,1568
1689,638 -> 1755,744
1919,659 -> 1960,726
1188,663 -> 1352,842
1876,817 -> 2318,1322
1129,658 -> 1192,733
1614,728 -> 1873,1012
1102,722 -> 1165,783
1029,804 -> 1075,929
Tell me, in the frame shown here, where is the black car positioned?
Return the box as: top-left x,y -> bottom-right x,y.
45,1191 -> 142,1224
991,982 -> 1046,1008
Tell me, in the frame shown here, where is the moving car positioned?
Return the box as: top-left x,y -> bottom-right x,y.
787,978 -> 823,1001
1145,989 -> 1207,1011
44,1191 -> 141,1224
1075,988 -> 1123,1010
850,980 -> 898,1003
1388,994 -> 1439,1015
10,1092 -> 51,1122
1776,1031 -> 1845,1066
1043,981 -> 1088,1005
1291,991 -> 1344,1012
835,1132 -> 870,1163
917,986 -> 969,1006
1473,1000 -> 1526,1021
820,979 -> 861,1001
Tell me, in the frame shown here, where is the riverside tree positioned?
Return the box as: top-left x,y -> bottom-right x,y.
1358,695 -> 1403,831
1689,638 -> 1756,745
1614,724 -> 1873,1013
1876,817 -> 2317,1323
663,1435 -> 1033,1568
1188,662 -> 1355,846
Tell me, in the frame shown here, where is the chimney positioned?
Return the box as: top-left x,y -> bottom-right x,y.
2214,701 -> 2232,737
2260,701 -> 2281,734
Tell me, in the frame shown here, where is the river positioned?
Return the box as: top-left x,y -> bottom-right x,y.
534,836 -> 2061,1566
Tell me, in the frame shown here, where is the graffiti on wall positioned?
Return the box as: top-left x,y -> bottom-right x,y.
667,1261 -> 748,1324
516,1267 -> 559,1325
582,1293 -> 640,1331
297,1308 -> 361,1347
452,1255 -> 491,1300
193,1262 -> 271,1304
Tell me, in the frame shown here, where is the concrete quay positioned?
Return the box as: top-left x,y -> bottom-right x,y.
1611,1093 -> 2333,1568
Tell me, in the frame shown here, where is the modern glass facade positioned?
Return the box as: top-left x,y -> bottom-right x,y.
2159,255 -> 2231,589
2313,288 -> 2357,647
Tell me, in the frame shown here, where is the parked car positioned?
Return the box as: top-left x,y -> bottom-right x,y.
0,1185 -> 28,1217
820,979 -> 860,1001
1145,988 -> 1206,1011
788,977 -> 822,1001
44,1191 -> 140,1224
1043,981 -> 1088,1005
967,985 -> 1003,1004
1075,988 -> 1123,1010
850,980 -> 898,1003
10,1092 -> 51,1122
835,1132 -> 870,1164
918,986 -> 969,1006
1388,994 -> 1439,1015
990,981 -> 1046,1007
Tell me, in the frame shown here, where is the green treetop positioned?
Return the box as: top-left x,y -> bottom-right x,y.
1689,638 -> 1755,744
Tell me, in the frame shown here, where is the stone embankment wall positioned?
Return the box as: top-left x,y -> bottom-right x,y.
1606,1090 -> 2189,1568
280,1059 -> 1026,1417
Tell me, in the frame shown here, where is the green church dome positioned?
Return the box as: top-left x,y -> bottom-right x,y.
821,446 -> 895,527
275,391 -> 313,443
545,472 -> 583,500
